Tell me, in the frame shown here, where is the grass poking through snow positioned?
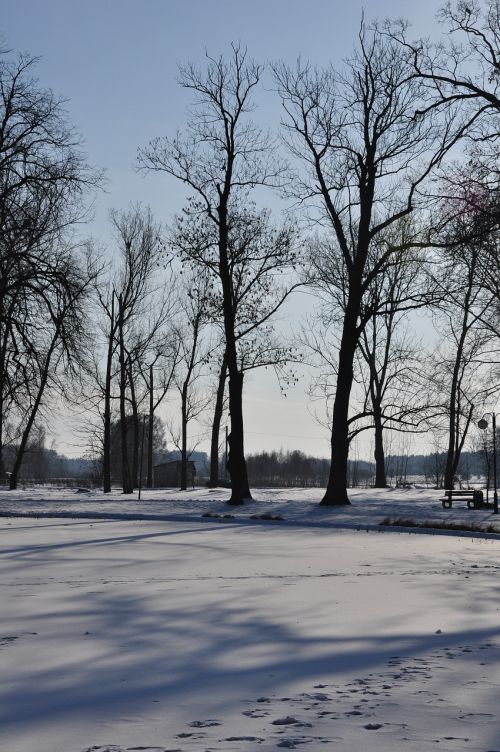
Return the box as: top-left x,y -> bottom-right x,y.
380,517 -> 498,534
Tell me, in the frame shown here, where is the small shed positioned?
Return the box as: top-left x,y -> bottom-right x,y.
153,460 -> 196,488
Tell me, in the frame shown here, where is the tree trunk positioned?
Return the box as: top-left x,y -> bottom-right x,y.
129,360 -> 139,489
9,330 -> 60,490
147,363 -> 154,488
0,387 -> 5,484
320,301 -> 359,506
218,202 -> 252,505
209,353 -> 227,487
102,295 -> 114,493
373,403 -> 387,487
226,370 -> 251,504
444,337 -> 467,490
444,261 -> 475,490
118,295 -> 132,494
180,381 -> 188,491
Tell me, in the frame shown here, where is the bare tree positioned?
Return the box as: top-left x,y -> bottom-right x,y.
9,247 -> 94,489
85,206 -> 175,492
274,22 -> 460,505
429,190 -> 498,490
139,44 -> 287,505
395,1 -> 500,174
0,50 -> 98,484
140,340 -> 181,489
170,203 -> 300,489
168,271 -> 211,491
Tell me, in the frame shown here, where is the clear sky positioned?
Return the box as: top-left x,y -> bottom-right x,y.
2,1 -> 445,460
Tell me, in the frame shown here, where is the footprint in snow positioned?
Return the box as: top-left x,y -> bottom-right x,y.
188,719 -> 221,728
224,736 -> 264,742
272,717 -> 312,729
0,635 -> 18,647
242,709 -> 269,718
301,692 -> 330,701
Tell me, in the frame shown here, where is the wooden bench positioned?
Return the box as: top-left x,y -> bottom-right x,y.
441,489 -> 484,509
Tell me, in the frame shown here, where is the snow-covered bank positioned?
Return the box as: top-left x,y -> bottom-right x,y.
1,516 -> 500,751
0,485 -> 499,535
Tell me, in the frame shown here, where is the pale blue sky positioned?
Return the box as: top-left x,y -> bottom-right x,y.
2,1 -> 443,232
2,1 -> 445,459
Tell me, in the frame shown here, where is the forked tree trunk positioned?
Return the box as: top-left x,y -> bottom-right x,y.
217,200 -> 252,505
9,328 -> 60,490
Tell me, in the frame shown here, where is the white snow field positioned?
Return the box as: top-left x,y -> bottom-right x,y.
1,487 -> 500,751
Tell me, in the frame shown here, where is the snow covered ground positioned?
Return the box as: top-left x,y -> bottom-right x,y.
0,484 -> 499,533
1,487 -> 500,751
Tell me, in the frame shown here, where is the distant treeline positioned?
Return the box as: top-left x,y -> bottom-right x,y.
2,444 -> 491,489
246,450 -> 374,488
1,445 -> 96,482
245,449 -> 491,488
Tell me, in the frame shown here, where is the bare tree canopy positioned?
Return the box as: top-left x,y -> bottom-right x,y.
274,21 -> 463,505
139,44 -> 289,504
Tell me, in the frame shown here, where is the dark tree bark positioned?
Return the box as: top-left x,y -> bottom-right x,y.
139,45 -> 286,505
102,294 -> 115,493
373,404 -> 387,488
275,24 -> 459,506
209,352 -> 227,487
147,363 -> 154,488
9,336 -> 57,490
218,207 -> 251,503
320,301 -> 359,505
118,295 -> 132,494
128,357 -> 140,489
180,378 -> 189,491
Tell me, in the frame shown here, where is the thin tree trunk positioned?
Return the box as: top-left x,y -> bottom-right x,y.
147,363 -> 154,488
209,352 -> 227,487
102,294 -> 114,493
0,383 -> 5,483
9,330 -> 60,490
118,295 -> 132,494
444,310 -> 471,490
180,381 -> 188,491
128,360 -> 139,489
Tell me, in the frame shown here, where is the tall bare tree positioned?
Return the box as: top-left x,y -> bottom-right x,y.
168,271 -> 211,491
429,186 -> 498,489
87,206 -> 174,492
139,44 -> 286,505
0,50 -> 98,483
274,22 -> 460,505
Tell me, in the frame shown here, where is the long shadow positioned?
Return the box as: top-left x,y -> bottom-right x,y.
0,523 -> 236,558
3,524 -> 500,751
2,565 -> 500,732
